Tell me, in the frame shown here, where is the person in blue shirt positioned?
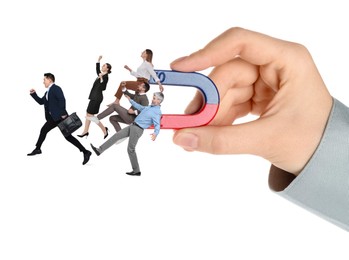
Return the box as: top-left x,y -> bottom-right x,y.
90,92 -> 164,176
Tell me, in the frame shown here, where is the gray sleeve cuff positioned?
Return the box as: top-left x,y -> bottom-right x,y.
268,98 -> 349,231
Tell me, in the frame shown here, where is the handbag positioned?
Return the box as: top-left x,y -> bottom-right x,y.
57,112 -> 82,137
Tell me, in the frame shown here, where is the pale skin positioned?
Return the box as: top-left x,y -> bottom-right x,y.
124,93 -> 161,141
171,27 -> 333,176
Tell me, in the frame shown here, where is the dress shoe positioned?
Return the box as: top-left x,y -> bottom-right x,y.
77,132 -> 89,138
104,127 -> 109,139
27,149 -> 42,156
90,143 -> 100,156
83,150 -> 92,165
126,171 -> 141,176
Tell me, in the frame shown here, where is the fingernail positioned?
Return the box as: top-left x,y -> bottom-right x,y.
174,132 -> 198,151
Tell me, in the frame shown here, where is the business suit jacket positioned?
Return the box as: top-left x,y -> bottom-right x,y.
31,84 -> 67,121
88,63 -> 109,102
124,90 -> 149,114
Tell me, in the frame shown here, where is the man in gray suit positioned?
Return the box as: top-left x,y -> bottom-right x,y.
90,91 -> 164,176
87,82 -> 150,132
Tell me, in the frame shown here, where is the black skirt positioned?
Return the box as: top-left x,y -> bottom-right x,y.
86,100 -> 102,114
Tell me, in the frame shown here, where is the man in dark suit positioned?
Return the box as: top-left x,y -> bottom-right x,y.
27,73 -> 92,165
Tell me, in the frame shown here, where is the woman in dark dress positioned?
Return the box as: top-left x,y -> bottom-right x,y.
78,55 -> 112,139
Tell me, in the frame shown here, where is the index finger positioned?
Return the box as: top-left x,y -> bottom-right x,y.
170,27 -> 292,72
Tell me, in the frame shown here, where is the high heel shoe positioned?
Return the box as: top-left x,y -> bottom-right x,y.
104,127 -> 109,139
77,132 -> 89,138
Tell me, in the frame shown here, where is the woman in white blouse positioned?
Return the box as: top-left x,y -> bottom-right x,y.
112,49 -> 164,104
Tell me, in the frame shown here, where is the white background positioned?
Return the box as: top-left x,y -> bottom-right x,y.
1,0 -> 348,259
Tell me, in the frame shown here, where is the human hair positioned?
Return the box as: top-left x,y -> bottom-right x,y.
153,92 -> 164,103
143,82 -> 150,92
44,72 -> 55,82
145,49 -> 153,64
106,63 -> 112,74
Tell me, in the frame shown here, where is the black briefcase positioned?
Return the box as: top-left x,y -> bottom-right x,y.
57,112 -> 82,137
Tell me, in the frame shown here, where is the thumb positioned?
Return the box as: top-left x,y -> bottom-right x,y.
173,121 -> 269,157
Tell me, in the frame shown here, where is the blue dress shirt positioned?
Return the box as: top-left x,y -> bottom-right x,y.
130,100 -> 162,136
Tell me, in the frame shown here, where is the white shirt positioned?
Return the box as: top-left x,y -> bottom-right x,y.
130,61 -> 160,82
46,83 -> 54,100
